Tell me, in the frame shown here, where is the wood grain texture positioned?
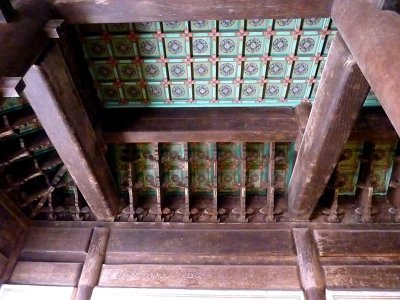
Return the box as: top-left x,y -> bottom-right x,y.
19,227 -> 92,262
10,261 -> 82,286
99,264 -> 301,289
0,0 -> 51,77
23,44 -> 120,221
314,230 -> 400,257
76,228 -> 110,300
332,0 -> 400,136
106,229 -> 295,264
50,0 -> 333,24
324,265 -> 400,289
287,34 -> 370,220
103,108 -> 298,143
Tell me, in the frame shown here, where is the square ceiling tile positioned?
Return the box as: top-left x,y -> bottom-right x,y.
193,61 -> 213,80
168,62 -> 188,80
117,62 -> 140,81
218,60 -> 238,79
164,37 -> 188,58
194,83 -> 213,100
170,84 -> 189,100
137,38 -> 161,58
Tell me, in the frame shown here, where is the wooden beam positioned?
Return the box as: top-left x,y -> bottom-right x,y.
293,228 -> 325,300
22,45 -> 120,221
294,102 -> 311,152
50,0 -> 333,24
104,108 -> 300,143
0,190 -> 28,227
75,227 -> 110,300
332,0 -> 400,136
287,35 -> 370,220
0,0 -> 51,78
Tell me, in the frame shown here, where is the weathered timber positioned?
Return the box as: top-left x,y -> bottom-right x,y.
323,265 -> 400,289
294,102 -> 312,152
293,228 -> 325,300
23,45 -> 120,221
0,190 -> 28,226
332,0 -> 400,136
99,264 -> 301,289
10,261 -> 82,286
287,35 -> 370,220
314,230 -> 400,257
103,108 -> 298,143
50,0 -> 332,24
76,228 -> 110,300
106,228 -> 295,264
0,0 -> 51,78
19,227 -> 92,262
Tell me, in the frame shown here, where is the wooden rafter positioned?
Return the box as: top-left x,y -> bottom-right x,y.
49,0 -> 333,24
287,34 -> 370,220
331,0 -> 400,137
21,44 -> 120,221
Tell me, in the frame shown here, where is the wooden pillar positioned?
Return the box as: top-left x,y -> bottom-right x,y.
22,44 -> 120,221
332,0 -> 400,136
287,35 -> 370,220
293,228 -> 325,300
75,227 -> 110,300
294,102 -> 312,152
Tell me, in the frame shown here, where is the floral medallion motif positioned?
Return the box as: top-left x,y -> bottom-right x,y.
219,39 -> 236,53
96,65 -> 113,78
89,42 -> 106,56
148,86 -> 162,97
103,87 -> 118,98
193,39 -> 209,54
276,19 -> 293,26
144,64 -> 160,77
115,40 -> 132,55
120,65 -> 137,78
220,20 -> 235,27
250,173 -> 260,182
171,174 -> 181,183
299,38 -> 315,52
294,62 -> 309,76
244,63 -> 259,76
219,85 -> 233,97
197,174 -> 207,183
126,86 -> 141,98
248,19 -> 264,27
219,63 -> 235,76
164,21 -> 182,29
135,22 -> 153,31
269,62 -> 284,75
242,84 -> 257,96
192,20 -> 209,28
272,38 -> 289,52
290,84 -> 303,96
196,85 -> 210,97
304,18 -> 321,25
140,40 -> 157,55
194,64 -> 209,77
167,40 -> 183,54
172,86 -> 186,97
170,64 -> 185,77
223,174 -> 233,183
245,38 -> 262,53
265,84 -> 280,96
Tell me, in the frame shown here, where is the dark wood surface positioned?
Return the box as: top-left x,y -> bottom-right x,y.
332,0 -> 400,137
287,35 -> 370,220
0,0 -> 15,23
23,44 -> 120,221
103,107 -> 298,143
0,0 -> 51,78
50,0 -> 333,24
75,228 -> 110,300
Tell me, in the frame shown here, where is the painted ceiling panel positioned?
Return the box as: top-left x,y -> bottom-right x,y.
78,19 -> 380,108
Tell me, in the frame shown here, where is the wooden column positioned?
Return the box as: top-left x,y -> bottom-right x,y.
22,45 -> 120,221
293,228 -> 325,300
75,227 -> 110,300
287,35 -> 370,220
332,0 -> 400,136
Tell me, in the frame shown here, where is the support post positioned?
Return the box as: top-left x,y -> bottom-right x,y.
22,45 -> 120,221
331,0 -> 400,136
287,34 -> 370,220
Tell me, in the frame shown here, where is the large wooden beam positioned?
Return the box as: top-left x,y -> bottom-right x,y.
103,108 -> 299,143
287,35 -> 370,220
332,0 -> 400,137
50,0 -> 333,24
22,45 -> 120,221
0,0 -> 51,78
